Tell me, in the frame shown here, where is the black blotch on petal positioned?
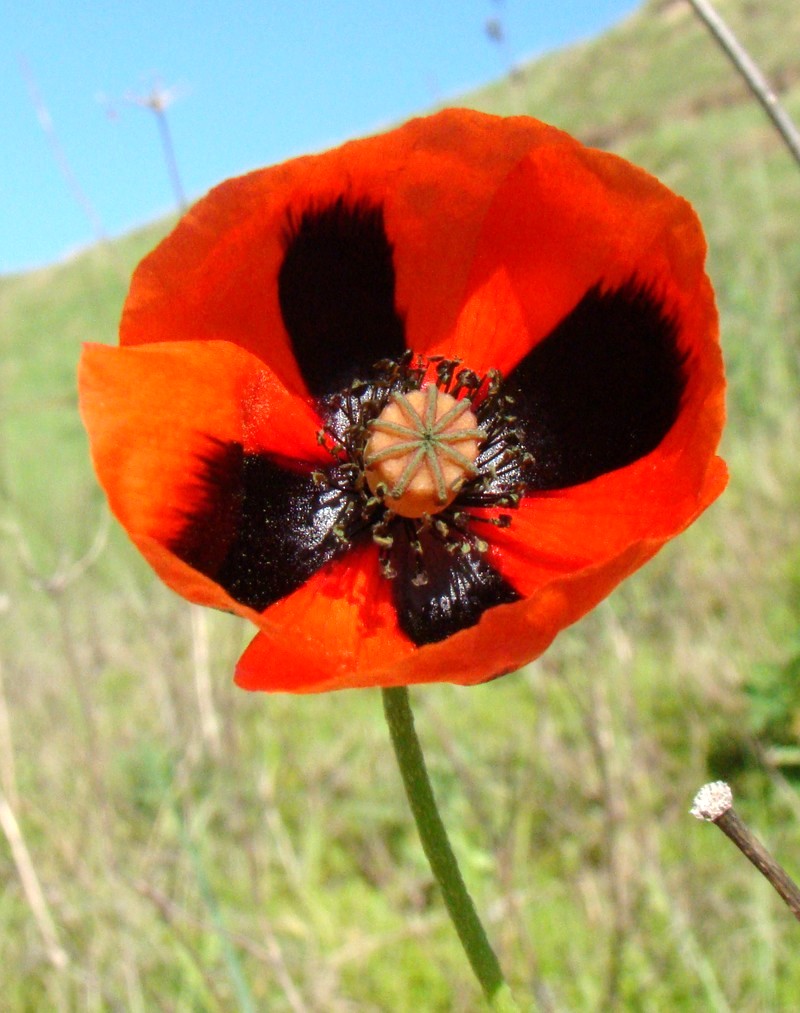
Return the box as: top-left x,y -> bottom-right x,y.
278,197 -> 406,397
169,441 -> 359,611
508,280 -> 687,490
390,526 -> 520,646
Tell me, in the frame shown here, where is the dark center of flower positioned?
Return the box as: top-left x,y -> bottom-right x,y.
364,385 -> 485,518
314,353 -> 531,582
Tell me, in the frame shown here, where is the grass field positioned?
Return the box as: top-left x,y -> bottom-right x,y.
1,0 -> 799,1008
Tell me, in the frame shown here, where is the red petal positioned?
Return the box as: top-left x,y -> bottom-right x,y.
433,136 -> 717,375
79,340 -> 325,609
231,544 -> 655,692
119,110 -> 557,391
484,455 -> 728,599
233,457 -> 727,693
234,542 -> 414,692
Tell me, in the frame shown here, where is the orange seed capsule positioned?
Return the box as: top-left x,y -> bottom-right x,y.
364,385 -> 485,518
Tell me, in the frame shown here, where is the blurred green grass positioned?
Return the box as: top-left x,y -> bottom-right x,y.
1,0 -> 800,1008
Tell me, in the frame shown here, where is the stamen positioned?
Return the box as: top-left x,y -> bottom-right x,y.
312,353 -> 527,582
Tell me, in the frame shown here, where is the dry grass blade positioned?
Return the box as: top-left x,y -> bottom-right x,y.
687,0 -> 800,168
0,790 -> 69,970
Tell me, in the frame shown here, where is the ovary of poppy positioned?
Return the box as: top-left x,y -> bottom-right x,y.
79,108 -> 726,693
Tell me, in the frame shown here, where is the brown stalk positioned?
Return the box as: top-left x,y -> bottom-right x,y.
691,781 -> 800,921
687,0 -> 800,169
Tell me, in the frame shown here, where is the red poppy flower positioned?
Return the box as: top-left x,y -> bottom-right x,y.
79,108 -> 726,693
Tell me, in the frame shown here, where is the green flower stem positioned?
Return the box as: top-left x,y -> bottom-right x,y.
382,686 -> 520,1011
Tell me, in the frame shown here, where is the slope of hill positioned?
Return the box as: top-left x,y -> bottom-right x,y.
1,0 -> 799,1007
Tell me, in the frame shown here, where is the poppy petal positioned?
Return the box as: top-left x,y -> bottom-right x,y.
508,279 -> 686,489
119,110 -> 557,395
278,197 -> 406,396
171,449 -> 366,611
232,441 -> 725,693
389,525 -> 520,645
79,340 -> 326,609
484,453 -> 728,599
235,542 -> 415,693
437,133 -> 716,378
232,538 -> 667,693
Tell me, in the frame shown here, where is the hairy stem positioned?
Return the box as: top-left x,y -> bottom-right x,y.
382,686 -> 520,1010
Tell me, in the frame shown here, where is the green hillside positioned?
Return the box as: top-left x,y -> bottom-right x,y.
1,0 -> 799,1007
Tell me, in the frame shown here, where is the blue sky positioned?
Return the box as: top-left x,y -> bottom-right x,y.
2,0 -> 639,275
